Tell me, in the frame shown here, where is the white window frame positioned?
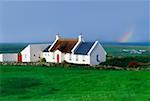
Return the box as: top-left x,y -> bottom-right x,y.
25,54 -> 27,58
76,55 -> 78,61
53,53 -> 55,59
82,55 -> 85,62
69,54 -> 72,60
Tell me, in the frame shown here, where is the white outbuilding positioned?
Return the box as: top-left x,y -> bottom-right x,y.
0,53 -> 18,62
20,44 -> 49,62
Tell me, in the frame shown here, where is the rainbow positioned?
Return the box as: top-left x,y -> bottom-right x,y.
118,31 -> 134,42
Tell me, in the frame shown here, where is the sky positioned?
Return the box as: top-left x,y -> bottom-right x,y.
0,0 -> 149,43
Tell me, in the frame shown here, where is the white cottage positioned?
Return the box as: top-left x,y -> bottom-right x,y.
43,35 -> 107,65
21,44 -> 49,62
43,36 -> 78,63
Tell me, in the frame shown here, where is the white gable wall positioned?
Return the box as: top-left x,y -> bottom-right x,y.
21,45 -> 31,62
21,44 -> 49,62
0,54 -> 3,62
90,43 -> 106,65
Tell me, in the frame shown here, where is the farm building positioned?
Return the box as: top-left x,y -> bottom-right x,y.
20,44 -> 49,62
0,43 -> 27,62
0,44 -> 50,62
0,53 -> 18,62
43,35 -> 107,65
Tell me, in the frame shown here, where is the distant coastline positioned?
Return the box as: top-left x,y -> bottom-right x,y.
101,42 -> 150,46
0,42 -> 149,46
0,42 -> 149,54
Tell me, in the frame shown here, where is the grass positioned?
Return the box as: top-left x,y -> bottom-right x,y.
0,65 -> 150,101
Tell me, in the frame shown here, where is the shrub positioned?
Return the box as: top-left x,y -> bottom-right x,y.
100,56 -> 150,67
40,58 -> 46,63
128,61 -> 139,67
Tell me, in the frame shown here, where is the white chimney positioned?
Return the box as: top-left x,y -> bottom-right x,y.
56,33 -> 60,40
78,33 -> 84,42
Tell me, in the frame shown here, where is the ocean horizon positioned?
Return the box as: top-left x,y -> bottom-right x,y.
0,42 -> 149,54
0,42 -> 149,46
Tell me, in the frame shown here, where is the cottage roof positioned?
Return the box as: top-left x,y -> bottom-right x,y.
43,45 -> 51,52
74,42 -> 95,55
50,38 -> 78,53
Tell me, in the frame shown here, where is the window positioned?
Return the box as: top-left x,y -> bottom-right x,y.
76,55 -> 78,61
25,54 -> 27,58
53,53 -> 55,59
96,55 -> 100,62
82,55 -> 85,62
69,54 -> 72,60
34,54 -> 36,57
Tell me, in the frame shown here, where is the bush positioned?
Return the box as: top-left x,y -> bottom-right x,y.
128,61 -> 139,67
100,56 -> 150,67
40,58 -> 46,63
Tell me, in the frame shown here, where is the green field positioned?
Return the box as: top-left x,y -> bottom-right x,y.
0,65 -> 150,101
0,44 -> 150,100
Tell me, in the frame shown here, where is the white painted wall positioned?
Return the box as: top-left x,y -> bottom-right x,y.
55,50 -> 64,63
21,45 -> 31,62
65,53 -> 90,65
0,53 -> 18,62
43,50 -> 64,63
30,44 -> 49,62
43,51 -> 57,63
21,44 -> 49,62
43,52 -> 54,62
90,43 -> 106,65
0,54 -> 3,62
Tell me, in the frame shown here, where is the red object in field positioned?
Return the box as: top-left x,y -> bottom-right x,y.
18,54 -> 22,62
57,54 -> 59,63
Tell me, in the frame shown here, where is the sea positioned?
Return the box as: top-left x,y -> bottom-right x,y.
0,42 -> 149,53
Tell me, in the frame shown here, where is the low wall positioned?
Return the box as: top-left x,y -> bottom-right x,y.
0,62 -> 149,71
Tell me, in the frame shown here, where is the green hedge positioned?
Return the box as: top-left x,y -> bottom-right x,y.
101,56 -> 150,67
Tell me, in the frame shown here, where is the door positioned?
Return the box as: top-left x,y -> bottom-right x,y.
57,54 -> 59,63
18,54 -> 22,62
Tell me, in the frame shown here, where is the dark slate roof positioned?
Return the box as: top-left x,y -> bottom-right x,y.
74,42 -> 95,55
43,45 -> 51,52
